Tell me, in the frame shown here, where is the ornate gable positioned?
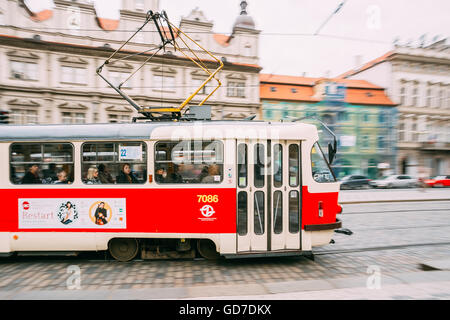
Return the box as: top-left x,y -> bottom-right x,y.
7,50 -> 40,60
7,98 -> 40,107
226,73 -> 247,80
151,65 -> 177,74
58,56 -> 88,65
105,105 -> 133,113
57,102 -> 88,110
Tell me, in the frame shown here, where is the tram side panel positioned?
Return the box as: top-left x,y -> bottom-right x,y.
0,187 -> 237,253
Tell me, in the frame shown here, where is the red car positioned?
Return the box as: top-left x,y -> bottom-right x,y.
424,175 -> 450,187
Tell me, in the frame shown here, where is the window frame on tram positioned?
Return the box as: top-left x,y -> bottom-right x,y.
154,140 -> 224,185
81,141 -> 148,185
311,142 -> 336,183
9,142 -> 75,185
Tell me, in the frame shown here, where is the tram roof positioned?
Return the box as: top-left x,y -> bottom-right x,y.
0,121 -> 318,142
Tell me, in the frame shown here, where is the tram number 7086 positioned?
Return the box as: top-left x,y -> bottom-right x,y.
197,195 -> 219,203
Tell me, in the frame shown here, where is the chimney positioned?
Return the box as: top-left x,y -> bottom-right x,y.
354,55 -> 362,69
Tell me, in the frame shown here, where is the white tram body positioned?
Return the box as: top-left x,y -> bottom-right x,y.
0,121 -> 342,260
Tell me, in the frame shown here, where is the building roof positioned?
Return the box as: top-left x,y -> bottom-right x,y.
260,73 -> 396,106
337,51 -> 394,79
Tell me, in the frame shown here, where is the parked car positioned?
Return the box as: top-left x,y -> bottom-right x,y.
369,175 -> 418,189
423,175 -> 450,188
339,175 -> 371,190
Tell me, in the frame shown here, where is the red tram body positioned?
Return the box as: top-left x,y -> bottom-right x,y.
0,121 -> 342,261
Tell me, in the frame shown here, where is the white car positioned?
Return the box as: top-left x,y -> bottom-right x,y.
369,175 -> 418,189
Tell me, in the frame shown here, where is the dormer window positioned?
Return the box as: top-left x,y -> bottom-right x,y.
291,88 -> 298,93
270,87 -> 277,92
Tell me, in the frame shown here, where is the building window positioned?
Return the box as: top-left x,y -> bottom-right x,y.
227,81 -> 246,98
399,122 -> 405,141
377,136 -> 386,149
134,27 -> 144,43
10,61 -> 38,81
62,112 -> 86,124
438,89 -> 444,108
412,87 -> 418,106
61,66 -> 86,84
378,112 -> 386,123
426,88 -> 432,107
412,122 -> 418,141
363,113 -> 370,122
108,114 -> 130,123
109,71 -> 132,88
192,78 -> 208,95
153,75 -> 175,92
338,111 -> 349,122
135,0 -> 145,11
361,135 -> 370,149
10,109 -> 38,125
399,86 -> 406,105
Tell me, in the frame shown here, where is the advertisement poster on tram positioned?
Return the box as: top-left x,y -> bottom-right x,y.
18,198 -> 127,229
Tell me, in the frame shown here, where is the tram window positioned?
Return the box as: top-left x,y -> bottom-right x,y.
288,191 -> 300,233
289,144 -> 300,187
273,144 -> 282,188
10,143 -> 74,185
154,140 -> 223,184
254,144 -> 265,188
311,143 -> 336,183
237,191 -> 248,236
81,142 -> 147,184
237,143 -> 247,188
273,190 -> 283,234
254,191 -> 265,235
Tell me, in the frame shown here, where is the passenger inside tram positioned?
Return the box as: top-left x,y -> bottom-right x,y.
53,169 -> 70,184
155,167 -> 167,183
201,164 -> 221,183
21,164 -> 41,184
116,163 -> 139,184
97,163 -> 114,184
43,163 -> 58,183
85,167 -> 101,184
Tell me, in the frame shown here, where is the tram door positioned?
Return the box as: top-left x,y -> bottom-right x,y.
271,141 -> 302,251
236,140 -> 268,252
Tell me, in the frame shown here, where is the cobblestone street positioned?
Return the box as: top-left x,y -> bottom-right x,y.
0,200 -> 449,299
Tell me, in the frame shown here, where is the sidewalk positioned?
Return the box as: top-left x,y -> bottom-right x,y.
339,189 -> 450,204
1,270 -> 449,300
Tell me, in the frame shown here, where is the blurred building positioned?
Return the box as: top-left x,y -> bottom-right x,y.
260,74 -> 397,179
340,39 -> 450,176
0,0 -> 261,124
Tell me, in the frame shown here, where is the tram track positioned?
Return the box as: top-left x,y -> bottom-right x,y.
342,208 -> 450,215
314,241 -> 450,256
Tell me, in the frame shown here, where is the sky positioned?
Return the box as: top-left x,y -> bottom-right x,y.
159,0 -> 450,78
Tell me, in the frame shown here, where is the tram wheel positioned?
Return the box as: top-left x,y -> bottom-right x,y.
197,239 -> 220,260
109,238 -> 139,262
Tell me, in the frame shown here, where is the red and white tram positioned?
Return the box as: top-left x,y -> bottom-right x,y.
0,121 -> 342,261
